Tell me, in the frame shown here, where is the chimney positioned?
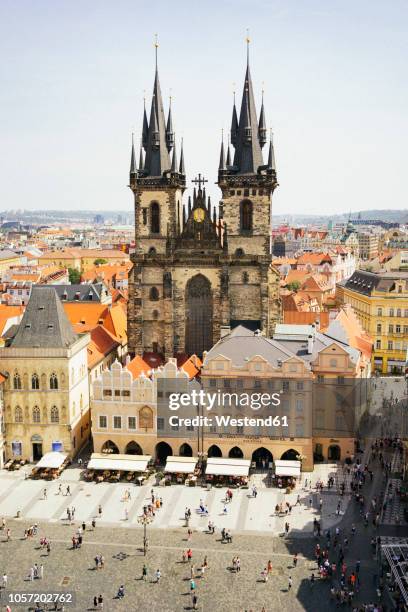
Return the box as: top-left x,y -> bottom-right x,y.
220,325 -> 231,338
307,335 -> 314,355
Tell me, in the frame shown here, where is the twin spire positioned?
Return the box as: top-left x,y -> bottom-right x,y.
130,39 -> 277,184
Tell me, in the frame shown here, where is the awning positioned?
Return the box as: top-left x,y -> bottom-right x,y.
87,453 -> 151,472
165,456 -> 198,474
274,460 -> 301,477
205,457 -> 251,477
36,452 -> 67,469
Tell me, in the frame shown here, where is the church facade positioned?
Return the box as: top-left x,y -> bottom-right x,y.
128,53 -> 281,359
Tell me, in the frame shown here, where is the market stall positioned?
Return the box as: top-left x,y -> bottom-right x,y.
31,452 -> 69,480
205,457 -> 250,487
164,456 -> 199,485
273,460 -> 301,490
85,453 -> 152,483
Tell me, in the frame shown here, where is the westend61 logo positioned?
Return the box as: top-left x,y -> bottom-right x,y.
164,389 -> 288,429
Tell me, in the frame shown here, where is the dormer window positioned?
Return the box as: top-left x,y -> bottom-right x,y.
152,131 -> 160,148
244,126 -> 251,142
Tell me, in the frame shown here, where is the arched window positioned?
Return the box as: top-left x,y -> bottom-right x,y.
240,199 -> 253,231
31,374 -> 39,390
149,287 -> 159,301
148,247 -> 157,256
50,406 -> 59,423
50,373 -> 58,390
15,406 -> 23,423
13,373 -> 21,390
32,406 -> 41,423
152,309 -> 159,320
150,202 -> 160,234
235,248 -> 244,257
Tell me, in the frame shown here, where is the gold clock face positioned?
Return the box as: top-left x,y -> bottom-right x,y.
193,208 -> 205,223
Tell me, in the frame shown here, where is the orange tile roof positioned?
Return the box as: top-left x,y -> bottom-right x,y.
63,303 -> 108,327
0,304 -> 24,335
284,269 -> 311,284
103,303 -> 127,344
86,326 -> 120,369
125,355 -> 151,379
301,275 -> 331,292
297,252 -> 333,265
0,373 -> 6,384
283,311 -> 330,328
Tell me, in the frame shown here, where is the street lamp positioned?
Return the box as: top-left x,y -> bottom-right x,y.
138,514 -> 153,556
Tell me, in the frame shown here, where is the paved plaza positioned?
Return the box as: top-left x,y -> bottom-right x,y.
0,463 -> 348,537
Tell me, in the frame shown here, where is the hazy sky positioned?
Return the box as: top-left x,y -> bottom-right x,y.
1,0 -> 407,216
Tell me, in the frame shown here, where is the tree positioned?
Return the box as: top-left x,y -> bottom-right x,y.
286,281 -> 301,292
68,268 -> 81,284
94,258 -> 108,265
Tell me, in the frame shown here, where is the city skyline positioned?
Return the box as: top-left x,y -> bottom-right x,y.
1,0 -> 407,214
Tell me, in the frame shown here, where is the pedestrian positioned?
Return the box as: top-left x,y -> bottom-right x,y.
2,573 -> 7,589
285,522 -> 290,536
288,576 -> 292,590
262,567 -> 268,582
97,594 -> 103,610
6,528 -> 10,541
82,521 -> 86,532
98,504 -> 102,517
117,585 -> 125,599
267,560 -> 273,574
309,498 -> 313,509
1,517 -> 5,530
93,595 -> 98,609
29,567 -> 34,581
192,594 -> 198,610
58,484 -> 62,495
46,542 -> 51,555
125,507 -> 129,521
39,564 -> 44,580
293,553 -> 298,568
310,573 -> 315,588
66,485 -> 71,496
142,564 -> 148,581
43,488 -> 47,500
92,519 -> 96,530
156,569 -> 161,583
190,578 -> 196,592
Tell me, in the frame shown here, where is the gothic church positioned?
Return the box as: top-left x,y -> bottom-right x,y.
128,51 -> 281,359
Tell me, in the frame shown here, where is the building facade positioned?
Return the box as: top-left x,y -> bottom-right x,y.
128,54 -> 281,360
0,287 -> 91,461
337,270 -> 408,374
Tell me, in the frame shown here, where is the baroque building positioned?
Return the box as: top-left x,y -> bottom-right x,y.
128,50 -> 281,359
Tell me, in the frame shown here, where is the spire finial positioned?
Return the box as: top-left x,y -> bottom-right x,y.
154,34 -> 159,70
246,28 -> 250,65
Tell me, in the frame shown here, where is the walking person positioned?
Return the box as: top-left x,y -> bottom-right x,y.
288,576 -> 292,590
2,573 -> 8,589
142,564 -> 148,581
156,569 -> 161,583
66,485 -> 71,496
43,488 -> 47,500
285,522 -> 290,536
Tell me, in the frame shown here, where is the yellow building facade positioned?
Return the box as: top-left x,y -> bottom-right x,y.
337,270 -> 408,374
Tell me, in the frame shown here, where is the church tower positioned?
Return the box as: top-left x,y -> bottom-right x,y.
216,43 -> 281,337
128,42 -> 281,361
128,46 -> 186,357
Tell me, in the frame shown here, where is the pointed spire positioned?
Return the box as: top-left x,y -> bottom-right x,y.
130,133 -> 136,175
188,195 -> 192,216
138,141 -> 144,171
219,131 -> 226,171
142,97 -> 149,149
258,89 -> 267,148
143,37 -> 171,177
230,38 -> 264,175
212,205 -> 217,224
268,130 -> 276,172
226,137 -> 231,166
230,89 -> 239,146
179,138 -> 185,175
171,139 -> 178,172
166,96 -> 174,151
